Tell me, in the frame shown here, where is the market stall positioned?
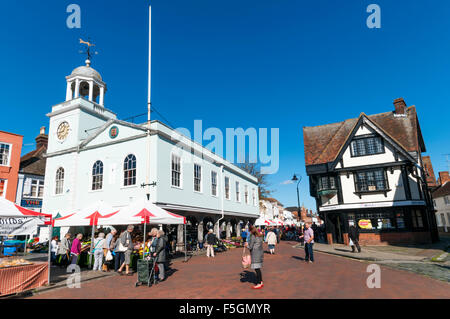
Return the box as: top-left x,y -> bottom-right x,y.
0,197 -> 52,294
100,197 -> 186,260
254,217 -> 277,227
53,200 -> 119,267
0,260 -> 48,296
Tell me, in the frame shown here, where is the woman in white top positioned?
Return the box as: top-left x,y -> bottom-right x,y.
92,233 -> 106,271
265,228 -> 277,255
50,236 -> 59,264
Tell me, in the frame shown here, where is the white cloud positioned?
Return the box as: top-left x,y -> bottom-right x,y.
280,180 -> 294,185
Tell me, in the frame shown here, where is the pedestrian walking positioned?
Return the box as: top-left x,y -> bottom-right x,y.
299,222 -> 314,263
57,232 -> 71,267
265,228 -> 277,255
116,225 -> 134,275
205,229 -> 216,258
50,236 -> 59,264
102,228 -> 116,271
247,226 -> 264,289
70,233 -> 83,265
153,229 -> 167,283
92,232 -> 105,271
348,222 -> 361,253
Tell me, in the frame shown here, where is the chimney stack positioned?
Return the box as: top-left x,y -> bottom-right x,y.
35,126 -> 48,150
438,171 -> 450,186
393,98 -> 407,116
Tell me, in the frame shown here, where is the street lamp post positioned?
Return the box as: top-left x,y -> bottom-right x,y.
292,174 -> 302,223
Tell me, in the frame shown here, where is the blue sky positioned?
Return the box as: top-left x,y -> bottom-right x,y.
1,0 -> 450,210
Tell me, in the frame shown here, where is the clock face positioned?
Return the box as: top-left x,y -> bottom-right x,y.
57,121 -> 70,141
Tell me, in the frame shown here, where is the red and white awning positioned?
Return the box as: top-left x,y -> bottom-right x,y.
53,200 -> 119,227
254,217 -> 277,226
0,197 -> 51,224
101,198 -> 186,225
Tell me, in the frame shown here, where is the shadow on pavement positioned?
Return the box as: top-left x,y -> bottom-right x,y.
291,256 -> 305,261
239,270 -> 257,284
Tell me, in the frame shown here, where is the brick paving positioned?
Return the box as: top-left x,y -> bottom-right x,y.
29,241 -> 450,299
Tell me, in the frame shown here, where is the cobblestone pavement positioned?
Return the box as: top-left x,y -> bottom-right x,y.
29,241 -> 450,299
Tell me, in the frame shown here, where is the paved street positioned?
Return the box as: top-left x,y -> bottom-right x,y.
29,241 -> 450,299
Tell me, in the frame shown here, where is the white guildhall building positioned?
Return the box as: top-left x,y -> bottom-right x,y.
41,59 -> 259,245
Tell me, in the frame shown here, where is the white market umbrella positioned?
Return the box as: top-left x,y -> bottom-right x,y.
254,217 -> 277,226
53,200 -> 119,268
53,200 -> 119,227
100,197 -> 186,260
101,197 -> 186,226
0,197 -> 50,220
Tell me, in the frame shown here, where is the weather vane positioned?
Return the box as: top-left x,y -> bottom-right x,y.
79,38 -> 98,64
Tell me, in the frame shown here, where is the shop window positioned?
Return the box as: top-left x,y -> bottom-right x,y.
411,209 -> 424,228
354,211 -> 396,230
123,154 -> 137,186
395,211 -> 406,229
0,143 -> 10,166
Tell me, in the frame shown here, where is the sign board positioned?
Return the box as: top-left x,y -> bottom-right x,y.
21,199 -> 42,209
0,217 -> 43,236
358,219 -> 372,229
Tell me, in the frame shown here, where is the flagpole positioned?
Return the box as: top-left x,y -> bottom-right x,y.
143,4 -> 152,259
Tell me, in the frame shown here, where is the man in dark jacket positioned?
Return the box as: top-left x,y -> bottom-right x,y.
153,230 -> 167,282
348,222 -> 361,253
205,229 -> 216,258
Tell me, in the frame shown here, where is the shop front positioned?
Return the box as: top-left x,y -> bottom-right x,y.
324,206 -> 433,245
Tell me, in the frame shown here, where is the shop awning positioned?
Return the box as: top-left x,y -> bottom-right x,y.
53,200 -> 119,227
101,197 -> 186,225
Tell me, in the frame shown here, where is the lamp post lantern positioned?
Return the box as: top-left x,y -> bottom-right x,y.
292,174 -> 302,222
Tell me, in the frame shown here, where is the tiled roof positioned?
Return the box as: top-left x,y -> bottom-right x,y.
303,106 -> 422,166
20,145 -> 47,176
432,182 -> 450,198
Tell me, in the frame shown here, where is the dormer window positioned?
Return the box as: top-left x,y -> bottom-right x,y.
350,136 -> 384,157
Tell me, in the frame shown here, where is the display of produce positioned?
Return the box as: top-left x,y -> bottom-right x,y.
0,258 -> 33,268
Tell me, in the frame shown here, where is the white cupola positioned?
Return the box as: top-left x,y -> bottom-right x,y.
65,59 -> 107,106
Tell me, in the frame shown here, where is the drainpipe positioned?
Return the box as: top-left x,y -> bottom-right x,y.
217,164 -> 224,239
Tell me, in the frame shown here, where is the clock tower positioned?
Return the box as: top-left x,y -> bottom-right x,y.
46,58 -> 116,154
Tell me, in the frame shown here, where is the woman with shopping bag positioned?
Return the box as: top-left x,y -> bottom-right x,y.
247,226 -> 264,289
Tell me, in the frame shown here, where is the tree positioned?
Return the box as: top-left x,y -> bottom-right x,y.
238,162 -> 273,199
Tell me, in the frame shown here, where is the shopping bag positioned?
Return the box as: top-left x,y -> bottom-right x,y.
349,238 -> 354,246
242,247 -> 251,269
106,250 -> 113,261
